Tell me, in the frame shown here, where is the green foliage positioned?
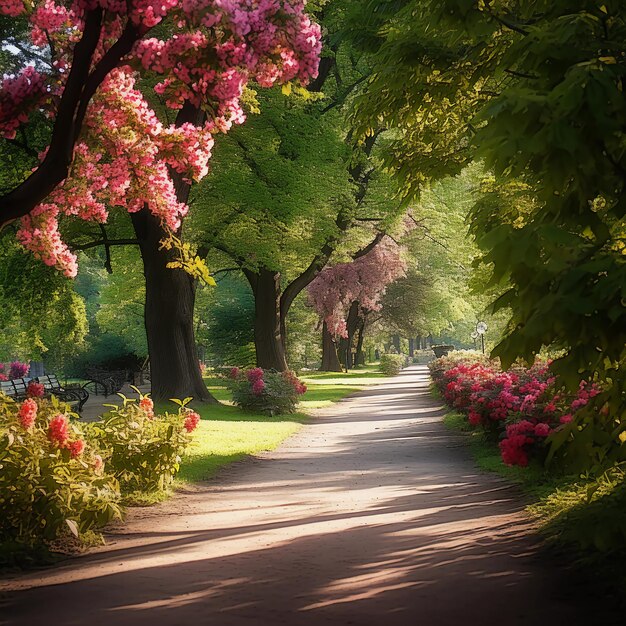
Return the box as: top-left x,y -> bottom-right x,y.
0,231 -> 88,367
92,247 -> 148,359
346,1 -> 626,471
87,394 -> 197,493
379,353 -> 405,376
196,276 -> 256,366
0,395 -> 121,558
191,88 -> 355,276
285,293 -> 322,369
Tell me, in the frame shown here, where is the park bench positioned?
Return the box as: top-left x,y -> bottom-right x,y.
1,377 -> 84,413
0,379 -> 27,400
36,374 -> 90,412
84,367 -> 129,397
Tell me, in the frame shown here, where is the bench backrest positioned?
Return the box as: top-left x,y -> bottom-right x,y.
38,374 -> 61,391
0,380 -> 16,397
12,378 -> 28,397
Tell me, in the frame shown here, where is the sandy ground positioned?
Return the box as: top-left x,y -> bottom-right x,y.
0,366 -> 602,625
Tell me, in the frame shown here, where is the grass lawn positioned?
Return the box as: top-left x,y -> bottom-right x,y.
174,366 -> 384,484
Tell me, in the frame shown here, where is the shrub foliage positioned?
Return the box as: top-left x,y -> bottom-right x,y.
227,368 -> 306,415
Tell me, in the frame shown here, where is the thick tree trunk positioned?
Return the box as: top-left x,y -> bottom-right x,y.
408,338 -> 415,357
131,210 -> 216,403
245,268 -> 288,371
320,322 -> 342,371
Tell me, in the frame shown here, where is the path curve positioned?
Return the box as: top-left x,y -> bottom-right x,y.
1,366 -> 591,625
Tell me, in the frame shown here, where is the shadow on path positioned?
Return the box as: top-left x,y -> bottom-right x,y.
0,367 -> 604,625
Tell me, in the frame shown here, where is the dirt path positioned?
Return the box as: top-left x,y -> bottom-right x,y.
1,366 -> 593,625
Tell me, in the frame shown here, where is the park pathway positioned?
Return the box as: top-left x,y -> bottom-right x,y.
1,366 -> 594,625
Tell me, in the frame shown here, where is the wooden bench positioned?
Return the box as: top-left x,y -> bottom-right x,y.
0,379 -> 22,400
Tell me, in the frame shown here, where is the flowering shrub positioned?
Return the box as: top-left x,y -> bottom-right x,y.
227,368 -> 307,415
380,354 -> 406,376
0,394 -> 121,554
0,361 -> 30,381
430,353 -> 601,467
87,392 -> 200,493
8,361 -> 29,380
26,381 -> 44,397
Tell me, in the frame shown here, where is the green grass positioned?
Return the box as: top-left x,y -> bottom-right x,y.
171,369 -> 384,484
442,407 -> 626,608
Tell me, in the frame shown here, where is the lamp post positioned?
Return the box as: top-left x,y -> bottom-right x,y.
470,330 -> 478,350
476,321 -> 487,355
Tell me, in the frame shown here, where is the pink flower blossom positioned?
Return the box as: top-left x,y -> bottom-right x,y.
19,398 -> 37,429
252,378 -> 266,396
184,410 -> 201,432
27,381 -> 45,397
139,396 -> 155,418
247,368 -> 264,383
68,439 -> 85,458
48,413 -> 69,446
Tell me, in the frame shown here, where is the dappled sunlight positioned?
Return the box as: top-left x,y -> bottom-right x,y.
2,367 -> 592,626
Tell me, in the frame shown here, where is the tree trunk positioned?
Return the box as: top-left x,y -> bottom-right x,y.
392,334 -> 401,353
408,338 -> 415,357
131,210 -> 216,403
320,322 -> 342,371
245,268 -> 288,371
355,316 -> 366,366
340,301 -> 360,370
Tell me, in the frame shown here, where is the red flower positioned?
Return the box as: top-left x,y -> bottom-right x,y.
69,439 -> 85,458
139,396 -> 154,418
184,410 -> 201,432
26,381 -> 44,397
229,367 -> 240,379
48,414 -> 69,446
19,398 -> 37,429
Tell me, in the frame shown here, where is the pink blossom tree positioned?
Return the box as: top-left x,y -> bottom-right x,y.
308,236 -> 407,370
0,0 -> 320,400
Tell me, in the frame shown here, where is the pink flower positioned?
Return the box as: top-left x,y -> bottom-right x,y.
252,378 -> 265,396
247,368 -> 264,383
19,398 -> 37,429
69,439 -> 85,458
48,413 -> 69,446
184,410 -> 201,432
229,367 -> 240,379
93,454 -> 104,473
9,361 -> 29,379
534,423 -> 551,437
139,396 -> 154,418
27,381 -> 45,397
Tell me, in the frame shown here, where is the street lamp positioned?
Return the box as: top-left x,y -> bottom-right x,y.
476,321 -> 487,355
470,330 -> 478,350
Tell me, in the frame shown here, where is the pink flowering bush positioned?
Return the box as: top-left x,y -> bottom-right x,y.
0,394 -> 121,555
0,361 -> 30,381
228,367 -> 306,415
430,352 -> 601,467
86,391 -> 200,493
1,0 -> 321,277
26,381 -> 45,398
8,361 -> 29,380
